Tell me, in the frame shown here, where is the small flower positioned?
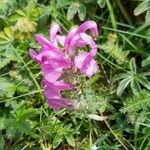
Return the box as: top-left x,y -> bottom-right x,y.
42,79 -> 75,110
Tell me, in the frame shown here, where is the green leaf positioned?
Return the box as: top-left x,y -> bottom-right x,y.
0,117 -> 5,130
5,118 -> 31,138
16,9 -> 26,16
30,7 -> 43,19
137,76 -> 150,90
130,79 -> 141,95
16,84 -> 29,93
114,73 -> 130,81
142,56 -> 150,67
4,27 -> 14,41
56,0 -> 72,8
129,58 -> 137,73
53,133 -> 63,149
97,0 -> 106,8
65,133 -> 75,147
134,0 -> 150,16
15,107 -> 38,121
117,77 -> 132,96
67,2 -> 79,20
0,77 -> 16,98
0,136 -> 4,150
26,0 -> 36,14
0,45 -> 18,69
78,4 -> 86,21
121,90 -> 150,113
146,10 -> 150,22
0,0 -> 16,16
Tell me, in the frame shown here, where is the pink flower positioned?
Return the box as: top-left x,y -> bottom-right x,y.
74,33 -> 98,77
42,79 -> 75,110
29,21 -> 99,110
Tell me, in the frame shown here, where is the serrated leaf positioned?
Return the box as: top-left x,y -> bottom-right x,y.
65,133 -> 75,147
67,2 -> 79,20
5,118 -> 31,138
129,58 -> 137,73
0,45 -> 18,69
15,107 -> 38,120
137,76 -> 150,90
0,77 -> 16,98
53,133 -> 63,148
78,4 -> 86,21
121,90 -> 150,113
134,0 -> 150,16
142,56 -> 150,67
117,77 -> 132,96
130,79 -> 141,95
17,120 -> 31,134
97,0 -> 106,8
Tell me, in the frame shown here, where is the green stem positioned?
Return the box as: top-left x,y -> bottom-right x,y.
115,0 -> 132,25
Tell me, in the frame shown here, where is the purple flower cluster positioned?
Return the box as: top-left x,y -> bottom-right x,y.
29,20 -> 98,110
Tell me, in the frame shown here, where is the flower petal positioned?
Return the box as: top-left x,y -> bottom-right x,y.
56,35 -> 66,46
42,79 -> 76,110
64,21 -> 98,56
49,22 -> 61,42
74,52 -> 98,77
42,80 -> 61,98
41,64 -> 62,82
83,59 -> 98,77
64,27 -> 78,53
74,52 -> 90,69
77,20 -> 98,37
35,34 -> 61,54
79,33 -> 97,56
29,48 -> 38,61
46,97 -> 76,110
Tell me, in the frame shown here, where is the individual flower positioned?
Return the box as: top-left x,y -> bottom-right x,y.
42,79 -> 75,110
29,20 -> 99,110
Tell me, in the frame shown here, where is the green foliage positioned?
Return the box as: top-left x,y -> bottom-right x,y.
0,0 -> 150,149
0,44 -> 18,68
67,2 -> 87,21
121,90 -> 150,113
101,33 -> 128,65
0,77 -> 16,98
4,106 -> 38,138
0,136 -> 4,150
97,0 -> 106,8
116,58 -> 150,96
134,0 -> 150,22
0,0 -> 17,16
142,56 -> 150,67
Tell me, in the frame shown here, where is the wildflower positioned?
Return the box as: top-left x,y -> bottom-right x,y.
29,21 -> 99,110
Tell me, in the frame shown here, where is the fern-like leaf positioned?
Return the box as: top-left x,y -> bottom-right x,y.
121,90 -> 150,113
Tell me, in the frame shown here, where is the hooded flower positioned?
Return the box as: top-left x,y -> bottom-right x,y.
42,79 -> 75,110
29,20 -> 99,110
